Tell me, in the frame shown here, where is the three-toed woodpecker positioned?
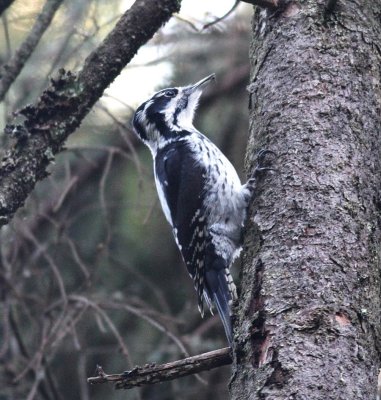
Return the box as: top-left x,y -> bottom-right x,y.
133,74 -> 256,344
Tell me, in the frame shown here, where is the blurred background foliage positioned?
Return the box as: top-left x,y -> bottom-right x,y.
0,0 -> 252,399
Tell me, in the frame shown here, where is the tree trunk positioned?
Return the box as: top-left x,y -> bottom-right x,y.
231,1 -> 381,399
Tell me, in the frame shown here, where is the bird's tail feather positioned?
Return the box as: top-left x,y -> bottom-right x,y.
207,267 -> 233,345
204,247 -> 235,345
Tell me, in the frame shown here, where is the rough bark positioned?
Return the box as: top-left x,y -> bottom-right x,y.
231,1 -> 381,399
0,0 -> 181,227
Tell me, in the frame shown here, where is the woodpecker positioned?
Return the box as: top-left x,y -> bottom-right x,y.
133,74 -> 266,345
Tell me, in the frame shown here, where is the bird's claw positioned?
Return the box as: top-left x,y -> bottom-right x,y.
257,149 -> 276,160
252,149 -> 277,178
244,149 -> 276,195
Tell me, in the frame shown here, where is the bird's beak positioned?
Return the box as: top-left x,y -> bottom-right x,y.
185,74 -> 216,93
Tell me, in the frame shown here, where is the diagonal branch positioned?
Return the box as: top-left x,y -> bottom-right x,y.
0,0 -> 181,227
0,0 -> 65,101
202,1 -> 240,30
87,347 -> 232,390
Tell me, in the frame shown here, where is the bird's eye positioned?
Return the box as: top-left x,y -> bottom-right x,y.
164,90 -> 176,98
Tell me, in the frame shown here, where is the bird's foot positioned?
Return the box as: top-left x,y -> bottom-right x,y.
245,149 -> 277,193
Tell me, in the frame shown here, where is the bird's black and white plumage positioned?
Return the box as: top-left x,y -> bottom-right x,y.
132,74 -> 254,344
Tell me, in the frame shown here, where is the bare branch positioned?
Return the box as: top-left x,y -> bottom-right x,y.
0,297 -> 10,358
240,0 -> 278,9
0,0 -> 181,227
52,175 -> 78,212
65,236 -> 91,280
100,299 -> 190,358
26,367 -> 44,400
98,149 -> 114,247
0,0 -> 65,101
87,347 -> 232,389
19,225 -> 68,306
70,295 -> 132,366
1,12 -> 11,60
173,14 -> 200,31
203,1 -> 240,30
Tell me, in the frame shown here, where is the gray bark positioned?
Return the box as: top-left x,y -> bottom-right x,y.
231,1 -> 381,399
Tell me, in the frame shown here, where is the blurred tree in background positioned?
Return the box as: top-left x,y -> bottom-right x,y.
0,1 -> 251,399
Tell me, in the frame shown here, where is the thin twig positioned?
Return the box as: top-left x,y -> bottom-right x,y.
142,196 -> 159,225
78,354 -> 90,400
13,318 -> 49,382
21,227 -> 68,306
96,102 -> 144,176
70,295 -> 132,367
1,12 -> 11,58
101,300 -> 189,358
0,298 -> 10,358
26,367 -> 45,400
66,236 -> 91,280
203,1 -> 240,30
66,144 -> 131,158
87,347 -> 232,389
99,149 -> 114,248
173,14 -> 200,31
0,0 -> 64,100
49,305 -> 88,349
60,13 -> 123,72
109,255 -> 172,315
53,176 -> 78,212
104,299 -> 209,387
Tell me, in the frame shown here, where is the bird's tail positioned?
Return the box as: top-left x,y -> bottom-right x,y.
213,274 -> 233,345
205,256 -> 236,345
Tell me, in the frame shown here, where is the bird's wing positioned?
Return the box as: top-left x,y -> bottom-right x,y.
155,141 -> 209,315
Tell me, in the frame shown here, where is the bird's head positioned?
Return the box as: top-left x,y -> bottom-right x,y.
133,74 -> 215,151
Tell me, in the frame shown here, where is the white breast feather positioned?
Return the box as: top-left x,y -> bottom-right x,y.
154,167 -> 173,226
185,132 -> 249,263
